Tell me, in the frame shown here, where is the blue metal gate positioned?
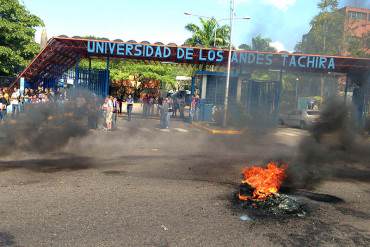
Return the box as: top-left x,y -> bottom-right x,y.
65,68 -> 109,97
242,80 -> 281,126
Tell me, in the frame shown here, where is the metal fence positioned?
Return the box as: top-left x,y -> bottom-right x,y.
65,68 -> 109,97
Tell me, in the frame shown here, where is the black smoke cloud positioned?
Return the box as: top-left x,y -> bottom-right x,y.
286,98 -> 370,189
0,90 -> 100,157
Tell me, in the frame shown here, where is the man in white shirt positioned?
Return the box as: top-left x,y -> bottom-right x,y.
10,87 -> 20,117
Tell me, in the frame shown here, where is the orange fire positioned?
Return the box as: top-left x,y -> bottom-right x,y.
238,162 -> 287,201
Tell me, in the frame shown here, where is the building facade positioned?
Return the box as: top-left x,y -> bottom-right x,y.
341,6 -> 370,55
343,7 -> 370,37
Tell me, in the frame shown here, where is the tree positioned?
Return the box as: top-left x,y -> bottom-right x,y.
251,35 -> 277,52
184,18 -> 230,48
346,34 -> 370,58
239,35 -> 277,52
317,0 -> 339,12
295,0 -> 369,58
295,0 -> 370,57
110,61 -> 193,90
238,44 -> 252,50
0,0 -> 44,76
296,0 -> 344,55
79,59 -> 193,90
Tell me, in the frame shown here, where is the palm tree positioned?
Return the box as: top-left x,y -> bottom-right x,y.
184,18 -> 230,48
239,35 -> 277,52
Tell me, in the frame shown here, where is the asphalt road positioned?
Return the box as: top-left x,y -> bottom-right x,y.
0,116 -> 369,247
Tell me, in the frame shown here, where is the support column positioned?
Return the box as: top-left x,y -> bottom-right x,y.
344,74 -> 349,104
75,56 -> 80,86
320,75 -> 325,103
364,72 -> 370,128
105,56 -> 110,97
88,57 -> 92,90
191,76 -> 195,95
349,71 -> 369,128
201,74 -> 207,99
277,69 -> 283,114
236,76 -> 243,103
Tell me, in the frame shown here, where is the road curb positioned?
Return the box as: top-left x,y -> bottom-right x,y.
191,122 -> 244,135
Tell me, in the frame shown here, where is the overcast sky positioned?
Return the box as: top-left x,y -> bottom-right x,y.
22,0 -> 358,52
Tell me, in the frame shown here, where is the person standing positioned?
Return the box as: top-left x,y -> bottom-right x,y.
126,94 -> 134,121
156,97 -> 162,116
102,96 -> 113,131
190,94 -> 200,122
3,88 -> 9,105
172,97 -> 178,117
159,97 -> 170,129
179,95 -> 185,119
118,96 -> 123,114
149,95 -> 154,116
0,92 -> 7,121
142,94 -> 149,117
10,87 -> 20,117
112,97 -> 118,128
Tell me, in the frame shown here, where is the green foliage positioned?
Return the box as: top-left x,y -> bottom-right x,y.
317,0 -> 339,12
346,35 -> 369,57
185,18 -> 230,48
238,43 -> 252,50
0,0 -> 44,76
297,10 -> 344,54
239,35 -> 277,52
250,70 -> 277,81
251,36 -> 277,52
238,36 -> 278,83
79,59 -> 193,90
296,0 -> 369,58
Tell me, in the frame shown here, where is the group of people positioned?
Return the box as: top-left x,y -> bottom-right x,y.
100,93 -> 200,130
142,94 -> 157,117
158,94 -> 200,128
0,86 -> 67,121
1,85 -> 201,132
101,95 -> 134,131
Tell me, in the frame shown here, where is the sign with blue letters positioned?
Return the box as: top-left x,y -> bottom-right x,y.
87,40 -> 336,71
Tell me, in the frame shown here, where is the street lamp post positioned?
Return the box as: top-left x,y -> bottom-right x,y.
223,0 -> 235,127
185,4 -> 250,127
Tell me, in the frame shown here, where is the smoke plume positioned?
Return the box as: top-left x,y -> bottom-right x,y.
0,90 -> 100,157
286,97 -> 370,189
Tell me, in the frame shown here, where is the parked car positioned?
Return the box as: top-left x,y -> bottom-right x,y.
279,109 -> 320,129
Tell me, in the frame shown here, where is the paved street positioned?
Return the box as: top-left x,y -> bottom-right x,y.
0,117 -> 369,246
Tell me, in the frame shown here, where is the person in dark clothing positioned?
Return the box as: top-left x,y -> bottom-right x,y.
0,92 -> 7,121
118,98 -> 123,114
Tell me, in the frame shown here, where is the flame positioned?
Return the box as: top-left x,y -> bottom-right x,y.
238,162 -> 287,201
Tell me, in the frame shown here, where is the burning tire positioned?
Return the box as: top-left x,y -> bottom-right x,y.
236,162 -> 306,217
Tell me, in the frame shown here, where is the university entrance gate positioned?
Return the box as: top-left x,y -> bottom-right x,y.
13,37 -> 370,127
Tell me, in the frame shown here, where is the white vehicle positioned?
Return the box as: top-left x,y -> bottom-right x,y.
279,109 -> 320,129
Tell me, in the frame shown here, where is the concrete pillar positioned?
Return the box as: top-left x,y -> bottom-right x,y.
74,56 -> 80,85
191,77 -> 195,95
344,74 -> 349,104
105,56 -> 110,97
236,76 -> 242,103
201,74 -> 207,99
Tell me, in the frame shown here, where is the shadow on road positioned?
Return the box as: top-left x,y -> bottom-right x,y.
0,155 -> 93,173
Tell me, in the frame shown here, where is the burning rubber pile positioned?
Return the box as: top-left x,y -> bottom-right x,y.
236,162 -> 306,217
